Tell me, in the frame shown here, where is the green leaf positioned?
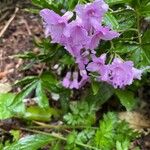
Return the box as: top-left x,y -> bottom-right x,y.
91,81 -> 100,95
114,44 -> 139,54
106,0 -> 132,5
104,12 -> 119,30
116,140 -> 130,150
64,101 -> 96,126
94,112 -> 138,150
115,90 -> 137,110
10,130 -> 20,142
23,106 -> 52,121
3,134 -> 54,150
60,90 -> 70,113
0,93 -> 15,119
85,83 -> 114,106
40,72 -> 59,92
142,29 -> 150,64
68,0 -> 78,10
51,140 -> 62,150
9,81 -> 38,114
128,46 -> 150,67
15,76 -> 38,86
115,10 -> 136,31
95,112 -> 117,149
59,54 -> 75,66
36,81 -> 49,108
141,4 -> 150,17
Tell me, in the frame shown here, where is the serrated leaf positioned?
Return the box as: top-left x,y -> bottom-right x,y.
3,134 -> 54,150
0,93 -> 15,119
104,12 -> 119,30
115,90 -> 137,110
95,112 -> 117,149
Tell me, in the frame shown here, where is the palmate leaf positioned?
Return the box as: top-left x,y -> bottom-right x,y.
10,72 -> 59,110
3,134 -> 54,150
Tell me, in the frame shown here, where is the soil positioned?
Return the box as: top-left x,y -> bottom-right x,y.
0,7 -> 43,85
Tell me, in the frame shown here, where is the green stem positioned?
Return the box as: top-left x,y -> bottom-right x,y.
20,128 -> 99,150
32,121 -> 98,130
136,12 -> 142,44
117,28 -> 138,33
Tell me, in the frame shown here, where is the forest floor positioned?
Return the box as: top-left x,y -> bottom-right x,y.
0,5 -> 150,150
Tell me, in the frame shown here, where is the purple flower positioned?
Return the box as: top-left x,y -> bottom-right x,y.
87,53 -> 110,81
62,71 -> 89,89
132,68 -> 142,80
76,51 -> 89,70
88,27 -> 120,50
79,70 -> 89,88
75,0 -> 108,31
108,58 -> 135,88
87,53 -> 106,72
40,9 -> 73,43
63,20 -> 90,56
70,72 -> 79,89
62,72 -> 71,88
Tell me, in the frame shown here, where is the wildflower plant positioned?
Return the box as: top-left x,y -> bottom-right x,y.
40,0 -> 143,89
0,0 -> 150,149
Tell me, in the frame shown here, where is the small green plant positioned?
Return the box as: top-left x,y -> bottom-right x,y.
95,112 -> 139,150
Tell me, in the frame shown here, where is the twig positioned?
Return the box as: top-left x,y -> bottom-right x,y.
22,18 -> 32,36
0,7 -> 19,38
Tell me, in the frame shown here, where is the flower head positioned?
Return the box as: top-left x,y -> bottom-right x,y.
75,0 -> 108,31
70,72 -> 79,89
87,53 -> 110,81
87,53 -> 106,72
62,71 -> 89,89
88,27 -> 120,50
40,9 -> 73,43
63,20 -> 90,56
108,58 -> 135,88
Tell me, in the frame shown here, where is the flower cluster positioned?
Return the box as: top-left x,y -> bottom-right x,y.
40,0 -> 142,89
87,55 -> 142,88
